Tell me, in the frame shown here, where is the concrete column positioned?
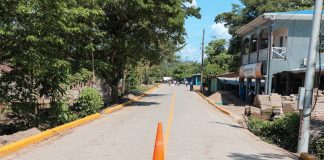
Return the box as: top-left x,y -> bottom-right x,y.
246,78 -> 252,102
239,78 -> 245,100
255,78 -> 261,94
266,22 -> 274,95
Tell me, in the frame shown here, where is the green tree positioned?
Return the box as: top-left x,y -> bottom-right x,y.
95,0 -> 200,102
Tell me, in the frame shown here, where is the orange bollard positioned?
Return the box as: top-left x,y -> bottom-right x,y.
153,122 -> 164,160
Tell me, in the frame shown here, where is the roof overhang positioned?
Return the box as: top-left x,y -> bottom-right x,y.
237,12 -> 324,35
236,15 -> 270,35
212,72 -> 239,78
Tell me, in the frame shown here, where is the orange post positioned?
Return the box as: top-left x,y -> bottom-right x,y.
153,122 -> 164,160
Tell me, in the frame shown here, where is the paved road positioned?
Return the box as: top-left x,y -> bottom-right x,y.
4,84 -> 297,160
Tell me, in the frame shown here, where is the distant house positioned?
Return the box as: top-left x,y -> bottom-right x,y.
191,74 -> 201,85
237,10 -> 324,100
162,77 -> 172,83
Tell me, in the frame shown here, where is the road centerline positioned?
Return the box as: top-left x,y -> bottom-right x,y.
164,89 -> 176,154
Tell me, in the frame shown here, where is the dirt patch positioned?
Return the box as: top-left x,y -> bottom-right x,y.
0,127 -> 41,146
207,91 -> 246,106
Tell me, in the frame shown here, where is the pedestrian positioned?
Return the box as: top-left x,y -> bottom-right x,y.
248,90 -> 256,105
185,80 -> 188,87
190,81 -> 193,91
168,81 -> 171,86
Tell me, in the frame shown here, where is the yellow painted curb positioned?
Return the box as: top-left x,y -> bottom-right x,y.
0,84 -> 161,158
102,84 -> 160,114
300,152 -> 317,160
0,113 -> 101,158
194,89 -> 231,115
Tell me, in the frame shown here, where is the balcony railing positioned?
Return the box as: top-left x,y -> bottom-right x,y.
258,48 -> 268,61
272,47 -> 286,60
250,51 -> 258,63
242,54 -> 249,65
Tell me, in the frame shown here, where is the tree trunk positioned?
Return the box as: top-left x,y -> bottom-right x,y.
121,69 -> 127,95
111,84 -> 119,104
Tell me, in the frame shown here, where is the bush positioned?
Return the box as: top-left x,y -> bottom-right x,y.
43,100 -> 78,129
72,87 -> 103,118
310,137 -> 324,160
247,113 -> 300,152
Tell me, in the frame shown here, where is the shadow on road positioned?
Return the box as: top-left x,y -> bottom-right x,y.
127,101 -> 160,107
228,153 -> 297,160
147,94 -> 170,97
209,121 -> 243,129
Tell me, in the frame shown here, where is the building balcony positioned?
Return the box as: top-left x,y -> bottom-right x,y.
272,47 -> 286,60
242,54 -> 249,65
258,48 -> 268,61
250,51 -> 258,63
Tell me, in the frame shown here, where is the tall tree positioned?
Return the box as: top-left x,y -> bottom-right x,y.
96,0 -> 200,102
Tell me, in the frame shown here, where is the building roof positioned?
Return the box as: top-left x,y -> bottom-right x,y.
237,10 -> 324,35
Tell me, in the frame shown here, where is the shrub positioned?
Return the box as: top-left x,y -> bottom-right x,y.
311,137 -> 324,160
72,87 -> 103,118
45,100 -> 77,128
247,113 -> 300,152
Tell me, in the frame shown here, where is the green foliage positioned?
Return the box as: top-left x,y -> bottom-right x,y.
205,39 -> 227,62
66,68 -> 93,87
204,63 -> 225,79
8,102 -> 38,130
72,87 -> 103,118
0,0 -> 201,130
247,113 -> 300,152
311,137 -> 324,160
203,38 -> 235,79
46,100 -> 78,128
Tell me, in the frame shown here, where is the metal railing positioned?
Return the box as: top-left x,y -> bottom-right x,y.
272,47 -> 286,60
258,48 -> 268,61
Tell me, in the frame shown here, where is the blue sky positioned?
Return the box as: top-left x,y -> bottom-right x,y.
178,0 -> 241,61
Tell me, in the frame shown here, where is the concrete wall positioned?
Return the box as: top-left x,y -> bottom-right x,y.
269,19 -> 324,75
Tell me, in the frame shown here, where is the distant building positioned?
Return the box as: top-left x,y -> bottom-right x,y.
191,74 -> 201,85
162,77 -> 172,83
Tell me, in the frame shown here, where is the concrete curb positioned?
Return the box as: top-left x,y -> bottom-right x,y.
194,89 -> 231,115
0,84 -> 161,158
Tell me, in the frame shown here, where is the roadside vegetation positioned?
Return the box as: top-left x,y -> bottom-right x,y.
248,113 -> 324,159
0,0 -> 201,135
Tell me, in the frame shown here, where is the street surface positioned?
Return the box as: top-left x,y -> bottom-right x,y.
4,84 -> 297,160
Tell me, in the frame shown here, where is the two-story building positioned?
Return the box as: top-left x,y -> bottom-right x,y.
237,10 -> 324,100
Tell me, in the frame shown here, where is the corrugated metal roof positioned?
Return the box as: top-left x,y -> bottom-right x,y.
237,10 -> 324,35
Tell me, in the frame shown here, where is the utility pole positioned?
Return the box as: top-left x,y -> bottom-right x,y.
201,28 -> 205,92
297,0 -> 323,153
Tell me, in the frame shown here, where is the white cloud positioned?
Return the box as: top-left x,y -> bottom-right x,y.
211,23 -> 231,40
177,44 -> 200,62
184,0 -> 197,8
